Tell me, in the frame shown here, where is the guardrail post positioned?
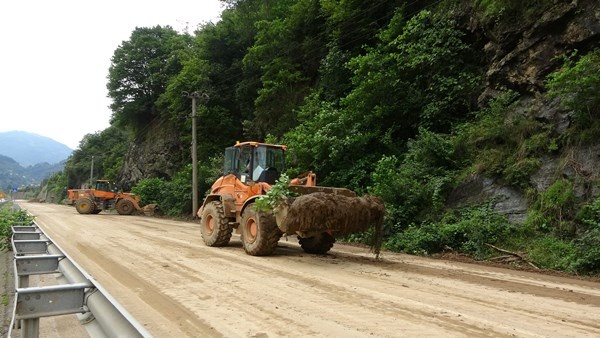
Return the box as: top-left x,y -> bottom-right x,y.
21,318 -> 39,338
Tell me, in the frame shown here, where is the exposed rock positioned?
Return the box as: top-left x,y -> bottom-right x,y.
560,144 -> 600,200
448,174 -> 528,223
475,0 -> 600,103
448,0 -> 600,222
118,121 -> 186,190
530,156 -> 561,192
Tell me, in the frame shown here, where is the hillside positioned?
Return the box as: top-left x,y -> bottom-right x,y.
0,131 -> 72,166
0,131 -> 70,190
0,153 -> 65,190
53,1 -> 600,274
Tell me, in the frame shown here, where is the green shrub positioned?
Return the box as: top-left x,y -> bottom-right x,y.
546,49 -> 600,125
572,197 -> 600,273
527,236 -> 577,272
369,129 -> 457,229
525,179 -> 574,234
524,208 -> 552,231
576,195 -> 600,227
572,225 -> 600,274
385,203 -> 515,258
132,178 -> 167,206
131,157 -> 223,218
384,223 -> 442,255
0,206 -> 34,251
441,203 -> 515,258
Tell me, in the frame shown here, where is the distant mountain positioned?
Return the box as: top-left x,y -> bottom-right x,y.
0,131 -> 72,166
0,154 -> 65,190
0,154 -> 29,188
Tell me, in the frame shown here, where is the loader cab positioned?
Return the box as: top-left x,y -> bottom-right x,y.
95,180 -> 116,192
224,142 -> 286,185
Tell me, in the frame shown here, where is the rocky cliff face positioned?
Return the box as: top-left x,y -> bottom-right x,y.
479,0 -> 599,99
449,0 -> 600,222
118,121 -> 187,191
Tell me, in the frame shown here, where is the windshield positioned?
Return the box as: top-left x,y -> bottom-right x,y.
252,146 -> 285,182
96,181 -> 115,192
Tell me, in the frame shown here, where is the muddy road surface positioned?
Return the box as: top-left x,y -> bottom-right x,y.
19,201 -> 600,337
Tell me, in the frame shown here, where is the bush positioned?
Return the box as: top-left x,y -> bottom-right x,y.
384,203 -> 516,259
527,236 -> 577,272
572,225 -> 600,274
132,178 -> 167,206
369,129 -> 457,229
546,49 -> 600,123
572,197 -> 600,273
0,205 -> 34,251
526,179 -> 574,234
131,155 -> 224,218
133,169 -> 192,217
384,223 -> 442,255
440,203 -> 515,258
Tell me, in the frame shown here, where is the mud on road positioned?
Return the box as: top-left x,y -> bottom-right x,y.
16,201 -> 600,337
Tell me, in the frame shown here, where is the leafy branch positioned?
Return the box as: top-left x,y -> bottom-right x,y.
255,174 -> 298,212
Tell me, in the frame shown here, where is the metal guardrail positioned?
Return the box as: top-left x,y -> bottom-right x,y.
8,219 -> 152,338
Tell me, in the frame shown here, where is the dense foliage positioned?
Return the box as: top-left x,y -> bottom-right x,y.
546,48 -> 600,144
44,0 -> 600,275
0,205 -> 34,251
63,126 -> 128,189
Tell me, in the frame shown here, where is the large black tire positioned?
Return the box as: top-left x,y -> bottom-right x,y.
75,198 -> 95,214
116,199 -> 135,215
299,232 -> 336,254
200,201 -> 233,247
240,204 -> 282,256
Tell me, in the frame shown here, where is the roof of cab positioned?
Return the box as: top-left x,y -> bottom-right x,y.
234,141 -> 288,150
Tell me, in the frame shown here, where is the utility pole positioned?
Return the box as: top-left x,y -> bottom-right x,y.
184,91 -> 209,218
89,156 -> 94,188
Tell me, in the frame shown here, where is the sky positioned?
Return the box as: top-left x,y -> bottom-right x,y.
0,0 -> 224,149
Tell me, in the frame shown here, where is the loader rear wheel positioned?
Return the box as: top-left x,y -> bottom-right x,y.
75,198 -> 95,214
241,204 -> 282,256
299,232 -> 336,254
116,199 -> 134,215
200,201 -> 232,247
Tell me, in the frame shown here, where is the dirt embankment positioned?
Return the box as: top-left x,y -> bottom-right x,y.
9,201 -> 600,337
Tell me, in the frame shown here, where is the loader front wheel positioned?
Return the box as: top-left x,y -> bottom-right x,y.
200,201 -> 232,247
116,199 -> 134,215
75,198 -> 95,214
241,204 -> 282,256
299,232 -> 336,254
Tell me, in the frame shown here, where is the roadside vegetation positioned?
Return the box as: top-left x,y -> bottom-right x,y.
0,204 -> 34,251
39,1 -> 600,275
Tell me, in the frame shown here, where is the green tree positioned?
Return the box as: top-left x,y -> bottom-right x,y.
64,126 -> 128,189
285,9 -> 483,190
107,26 -> 191,134
241,0 -> 320,139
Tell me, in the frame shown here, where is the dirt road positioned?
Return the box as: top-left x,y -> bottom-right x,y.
19,201 -> 600,337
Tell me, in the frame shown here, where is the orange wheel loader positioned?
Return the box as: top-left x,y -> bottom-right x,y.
67,180 -> 144,215
197,142 -> 385,256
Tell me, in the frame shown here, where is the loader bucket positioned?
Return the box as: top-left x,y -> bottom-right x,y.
274,192 -> 385,237
288,185 -> 356,198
